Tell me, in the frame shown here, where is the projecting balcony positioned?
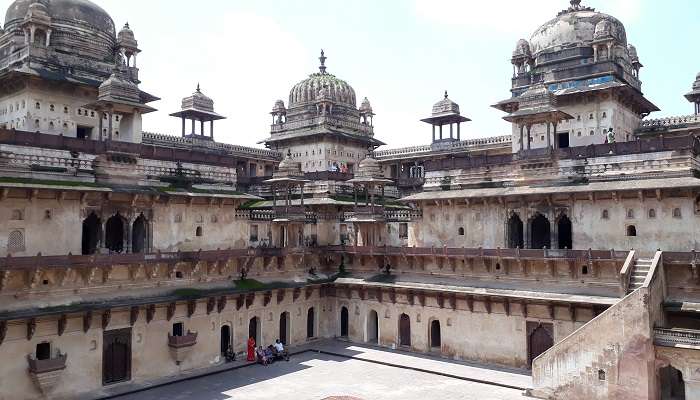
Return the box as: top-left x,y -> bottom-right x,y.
168,331 -> 198,364
27,352 -> 67,396
397,177 -> 425,188
654,328 -> 700,349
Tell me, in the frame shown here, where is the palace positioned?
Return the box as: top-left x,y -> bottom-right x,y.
0,0 -> 699,399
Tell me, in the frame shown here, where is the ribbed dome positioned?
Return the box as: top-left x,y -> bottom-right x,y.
5,0 -> 115,35
513,39 -> 531,57
288,51 -> 356,108
529,3 -> 626,56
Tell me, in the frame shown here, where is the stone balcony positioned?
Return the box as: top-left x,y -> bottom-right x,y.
345,206 -> 386,223
27,352 -> 67,396
273,206 -> 307,222
654,328 -> 700,349
168,332 -> 198,364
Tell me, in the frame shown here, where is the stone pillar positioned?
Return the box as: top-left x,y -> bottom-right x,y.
191,119 -> 195,136
200,120 -> 205,137
546,122 -> 551,149
181,117 -> 186,137
519,125 -> 524,151
552,122 -> 558,149
108,110 -> 113,141
449,123 -> 453,140
98,111 -> 103,141
46,29 -> 52,46
432,125 -> 435,142
593,46 -> 598,62
30,26 -> 36,44
457,122 -> 461,141
210,121 -> 214,140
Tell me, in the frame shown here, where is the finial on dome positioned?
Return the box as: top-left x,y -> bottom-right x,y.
124,22 -> 130,29
570,0 -> 581,6
196,83 -> 201,93
444,90 -> 449,99
319,49 -> 327,74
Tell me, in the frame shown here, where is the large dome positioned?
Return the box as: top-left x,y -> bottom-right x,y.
529,6 -> 626,56
5,0 -> 115,35
288,51 -> 357,109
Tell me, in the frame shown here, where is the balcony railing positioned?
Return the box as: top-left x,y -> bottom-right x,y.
168,332 -> 198,348
654,328 -> 700,348
27,352 -> 68,374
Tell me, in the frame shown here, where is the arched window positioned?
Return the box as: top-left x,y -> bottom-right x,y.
196,226 -> 203,237
458,227 -> 465,236
35,102 -> 40,110
626,209 -> 635,219
11,209 -> 23,220
626,225 -> 637,237
648,209 -> 656,219
49,104 -> 54,112
673,208 -> 682,219
601,209 -> 609,220
7,230 -> 25,252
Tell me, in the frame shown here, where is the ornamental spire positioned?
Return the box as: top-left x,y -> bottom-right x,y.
444,90 -> 449,99
319,49 -> 327,74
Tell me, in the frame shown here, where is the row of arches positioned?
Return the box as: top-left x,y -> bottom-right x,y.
244,308 -> 317,350
82,212 -> 150,255
338,309 -> 440,350
507,212 -> 572,249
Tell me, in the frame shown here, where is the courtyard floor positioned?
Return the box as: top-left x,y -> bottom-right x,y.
107,341 -> 531,400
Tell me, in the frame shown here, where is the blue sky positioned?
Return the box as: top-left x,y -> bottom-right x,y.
26,0 -> 700,148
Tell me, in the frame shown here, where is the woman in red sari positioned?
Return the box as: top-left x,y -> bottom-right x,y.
246,337 -> 256,361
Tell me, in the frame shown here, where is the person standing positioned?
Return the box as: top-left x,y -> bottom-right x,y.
247,336 -> 256,362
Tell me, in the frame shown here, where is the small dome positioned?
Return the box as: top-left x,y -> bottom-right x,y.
513,39 -> 531,57
693,72 -> 700,91
359,97 -> 373,114
529,2 -> 626,55
98,69 -> 140,103
274,150 -> 303,179
180,84 -> 215,113
271,99 -> 286,114
288,51 -> 357,108
5,0 -> 115,35
24,1 -> 51,25
628,44 -> 639,63
593,20 -> 613,40
355,152 -> 382,180
432,91 -> 460,116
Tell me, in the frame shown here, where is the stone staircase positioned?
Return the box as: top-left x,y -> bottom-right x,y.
627,258 -> 653,294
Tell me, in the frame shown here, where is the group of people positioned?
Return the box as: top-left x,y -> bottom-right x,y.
246,337 -> 290,365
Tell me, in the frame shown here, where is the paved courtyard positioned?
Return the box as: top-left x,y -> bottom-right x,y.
112,342 -> 529,400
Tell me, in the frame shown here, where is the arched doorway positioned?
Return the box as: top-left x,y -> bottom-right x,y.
249,317 -> 260,345
530,213 -> 551,249
279,312 -> 290,345
340,306 -> 349,337
103,328 -> 131,385
527,322 -> 553,367
399,314 -> 411,347
430,320 -> 441,350
105,214 -> 125,253
220,325 -> 231,356
660,365 -> 686,399
82,212 -> 101,255
557,214 -> 572,250
132,214 -> 148,253
307,308 -> 315,339
507,213 -> 524,249
367,310 -> 379,344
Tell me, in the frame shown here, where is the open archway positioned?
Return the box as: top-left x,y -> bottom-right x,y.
527,322 -> 553,367
249,316 -> 260,345
507,213 -> 524,248
557,214 -> 572,250
220,325 -> 231,356
430,320 -> 441,350
530,213 -> 551,249
82,212 -> 101,255
279,312 -> 290,345
340,306 -> 349,337
132,214 -> 148,253
367,310 -> 379,344
659,365 -> 686,399
399,314 -> 411,347
105,214 -> 125,253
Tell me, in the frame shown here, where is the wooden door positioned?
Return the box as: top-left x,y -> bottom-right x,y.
527,322 -> 553,367
103,328 -> 131,385
399,314 -> 411,346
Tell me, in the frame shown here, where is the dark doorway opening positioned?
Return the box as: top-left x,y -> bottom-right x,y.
530,213 -> 551,249
430,320 -> 441,349
279,312 -> 289,345
35,342 -> 51,361
557,214 -> 573,250
132,214 -> 147,253
103,328 -> 131,385
82,212 -> 101,255
340,306 -> 349,337
527,322 -> 553,368
249,317 -> 259,344
307,308 -> 315,338
660,365 -> 686,400
172,322 -> 183,337
367,310 -> 379,344
399,313 -> 411,347
77,125 -> 92,140
507,213 -> 524,249
558,132 -> 570,149
220,325 -> 231,356
105,214 -> 125,253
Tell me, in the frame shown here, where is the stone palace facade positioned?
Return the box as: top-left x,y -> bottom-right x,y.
0,0 -> 699,399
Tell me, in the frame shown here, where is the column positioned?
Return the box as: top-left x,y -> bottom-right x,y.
181,117 -> 186,137
593,46 -> 598,62
546,122 -> 551,149
200,119 -> 205,137
300,185 -> 304,207
108,110 -> 113,141
191,119 -> 195,136
210,121 -> 214,140
439,124 -> 443,140
46,29 -> 52,46
98,110 -> 103,142
552,122 -> 559,149
457,122 -> 461,141
432,125 -> 435,142
449,123 -> 453,140
30,26 -> 36,44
